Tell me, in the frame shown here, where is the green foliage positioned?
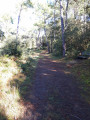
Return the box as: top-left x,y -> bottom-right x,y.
23,0 -> 33,8
41,41 -> 47,50
21,58 -> 34,73
47,18 -> 90,58
65,20 -> 90,58
0,49 -> 40,120
1,40 -> 22,57
86,3 -> 90,17
53,40 -> 63,56
0,30 -> 5,39
71,59 -> 90,103
10,51 -> 40,99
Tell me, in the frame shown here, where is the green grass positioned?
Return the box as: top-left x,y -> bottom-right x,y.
10,50 -> 41,99
49,53 -> 63,60
50,53 -> 90,104
44,88 -> 65,120
71,59 -> 90,103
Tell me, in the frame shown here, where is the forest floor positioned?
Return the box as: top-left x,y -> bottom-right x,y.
23,51 -> 90,120
0,50 -> 90,120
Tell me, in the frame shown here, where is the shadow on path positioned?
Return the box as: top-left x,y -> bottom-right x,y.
28,53 -> 90,120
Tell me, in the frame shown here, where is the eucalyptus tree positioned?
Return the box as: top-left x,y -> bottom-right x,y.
49,0 -> 69,57
16,0 -> 33,41
53,0 -> 57,42
65,0 -> 69,28
16,4 -> 23,41
59,0 -> 66,57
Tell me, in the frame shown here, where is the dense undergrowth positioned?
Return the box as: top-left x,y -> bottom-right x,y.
0,48 -> 41,120
48,20 -> 90,58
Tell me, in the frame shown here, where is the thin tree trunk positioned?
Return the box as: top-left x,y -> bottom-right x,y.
54,0 -> 57,41
59,0 -> 65,57
84,0 -> 86,32
65,0 -> 68,29
1,32 -> 3,41
16,5 -> 22,41
50,31 -> 53,53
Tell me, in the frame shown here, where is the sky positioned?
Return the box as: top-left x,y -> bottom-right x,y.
0,0 -> 18,15
0,0 -> 54,34
0,0 -> 54,15
0,0 -> 33,34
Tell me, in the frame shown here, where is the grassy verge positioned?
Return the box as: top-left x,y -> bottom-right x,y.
52,53 -> 90,101
0,49 -> 41,120
70,59 -> 90,104
50,54 -> 90,103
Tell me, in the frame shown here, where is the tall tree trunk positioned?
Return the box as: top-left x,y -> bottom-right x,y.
65,0 -> 68,29
84,0 -> 86,32
59,0 -> 65,57
54,0 -> 57,41
16,5 -> 22,41
50,31 -> 53,53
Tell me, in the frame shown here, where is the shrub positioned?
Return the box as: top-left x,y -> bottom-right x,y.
1,40 -> 22,57
65,20 -> 90,58
53,40 -> 63,56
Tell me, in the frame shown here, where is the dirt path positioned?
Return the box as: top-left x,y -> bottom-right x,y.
28,52 -> 90,120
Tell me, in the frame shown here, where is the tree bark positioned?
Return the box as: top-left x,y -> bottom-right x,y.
50,31 -> 53,53
84,0 -> 86,32
54,0 -> 57,41
65,0 -> 68,29
16,5 -> 22,41
59,0 -> 65,57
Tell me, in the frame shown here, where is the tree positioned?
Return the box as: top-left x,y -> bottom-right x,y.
53,0 -> 57,42
16,0 -> 33,41
33,1 -> 52,52
65,0 -> 69,29
59,0 -> 65,57
16,4 -> 23,41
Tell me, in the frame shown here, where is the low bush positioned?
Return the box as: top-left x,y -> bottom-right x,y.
1,40 -> 22,57
53,40 -> 63,56
65,20 -> 90,58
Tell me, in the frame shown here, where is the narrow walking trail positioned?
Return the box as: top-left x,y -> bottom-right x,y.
28,52 -> 90,120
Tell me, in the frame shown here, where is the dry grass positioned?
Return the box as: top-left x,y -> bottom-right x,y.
0,56 -> 25,119
0,50 -> 41,120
